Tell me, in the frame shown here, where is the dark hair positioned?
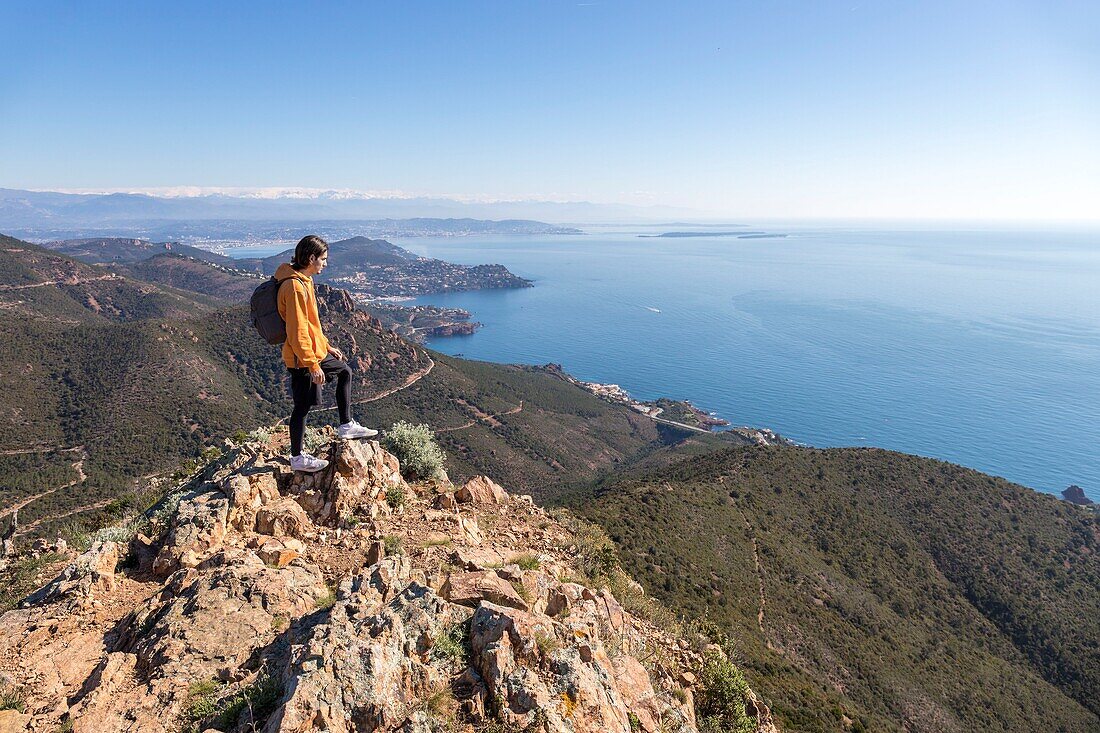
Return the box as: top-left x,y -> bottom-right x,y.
292,235 -> 328,270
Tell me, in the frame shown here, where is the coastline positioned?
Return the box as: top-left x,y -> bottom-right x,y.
532,363 -> 792,447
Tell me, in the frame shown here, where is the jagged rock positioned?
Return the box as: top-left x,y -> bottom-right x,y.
448,547 -> 507,571
615,655 -> 664,732
545,581 -> 588,617
365,538 -> 386,565
285,440 -> 406,526
455,475 -> 508,505
432,492 -> 457,510
263,559 -> 471,733
224,469 -> 281,530
152,488 -> 229,577
470,602 -> 629,731
23,540 -> 119,608
0,437 -> 765,733
458,514 -> 482,546
441,571 -> 530,611
255,539 -> 301,568
255,498 -> 313,539
67,652 -> 158,733
128,532 -> 157,574
69,549 -> 327,731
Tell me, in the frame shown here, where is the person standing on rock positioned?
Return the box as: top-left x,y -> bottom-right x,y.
277,235 -> 377,472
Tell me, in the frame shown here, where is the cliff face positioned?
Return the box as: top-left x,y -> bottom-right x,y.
0,434 -> 776,733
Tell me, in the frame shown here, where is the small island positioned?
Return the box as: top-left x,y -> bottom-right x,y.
638,231 -> 788,239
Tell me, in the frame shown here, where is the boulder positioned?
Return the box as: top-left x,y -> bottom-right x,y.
255,499 -> 313,540
455,476 -> 508,505
470,602 -> 638,732
458,515 -> 482,546
432,492 -> 457,511
224,470 -> 281,530
255,539 -> 300,568
65,550 -> 327,731
440,571 -> 530,611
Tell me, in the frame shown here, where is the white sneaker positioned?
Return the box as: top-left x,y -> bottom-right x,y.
338,420 -> 378,440
290,453 -> 329,473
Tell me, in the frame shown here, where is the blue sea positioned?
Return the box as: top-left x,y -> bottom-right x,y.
230,225 -> 1100,500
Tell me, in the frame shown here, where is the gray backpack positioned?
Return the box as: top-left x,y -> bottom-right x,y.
250,276 -> 288,344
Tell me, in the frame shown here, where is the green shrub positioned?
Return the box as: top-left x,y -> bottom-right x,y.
385,485 -> 406,510
696,651 -> 755,733
182,679 -> 223,731
432,621 -> 470,664
383,534 -> 404,555
0,683 -> 25,712
381,421 -> 446,480
212,674 -> 282,729
302,426 -> 329,456
508,553 -> 540,570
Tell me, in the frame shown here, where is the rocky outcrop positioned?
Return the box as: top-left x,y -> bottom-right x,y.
454,475 -> 508,505
22,540 -> 119,609
0,435 -> 776,733
284,438 -> 408,525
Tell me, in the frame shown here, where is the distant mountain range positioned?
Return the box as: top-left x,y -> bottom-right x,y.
0,187 -> 704,235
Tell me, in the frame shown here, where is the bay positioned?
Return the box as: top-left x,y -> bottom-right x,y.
391,225 -> 1100,501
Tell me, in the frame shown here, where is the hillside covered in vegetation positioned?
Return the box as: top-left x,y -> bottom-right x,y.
570,445 -> 1100,732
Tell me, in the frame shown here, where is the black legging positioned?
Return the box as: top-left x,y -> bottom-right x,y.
288,355 -> 352,456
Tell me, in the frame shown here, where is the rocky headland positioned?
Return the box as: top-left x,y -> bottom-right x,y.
0,431 -> 776,733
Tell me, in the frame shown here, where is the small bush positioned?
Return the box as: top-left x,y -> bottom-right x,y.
383,534 -> 404,555
385,485 -> 406,510
247,426 -> 273,444
315,586 -> 337,609
508,553 -> 540,570
302,426 -> 329,456
381,422 -> 447,480
696,651 -> 756,733
182,679 -> 223,730
534,629 -> 560,656
213,674 -> 283,729
432,621 -> 470,664
0,683 -> 26,712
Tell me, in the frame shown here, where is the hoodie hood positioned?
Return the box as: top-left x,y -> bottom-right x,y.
274,263 -> 309,282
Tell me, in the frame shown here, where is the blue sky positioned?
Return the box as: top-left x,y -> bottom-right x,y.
1,1 -> 1097,220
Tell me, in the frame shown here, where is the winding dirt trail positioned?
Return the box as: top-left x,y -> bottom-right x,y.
719,471 -> 771,648
734,503 -> 771,647
0,275 -> 123,292
314,355 -> 435,414
16,498 -> 114,538
0,448 -> 87,522
437,400 -> 525,433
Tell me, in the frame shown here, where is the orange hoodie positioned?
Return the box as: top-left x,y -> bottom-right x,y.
275,263 -> 330,370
